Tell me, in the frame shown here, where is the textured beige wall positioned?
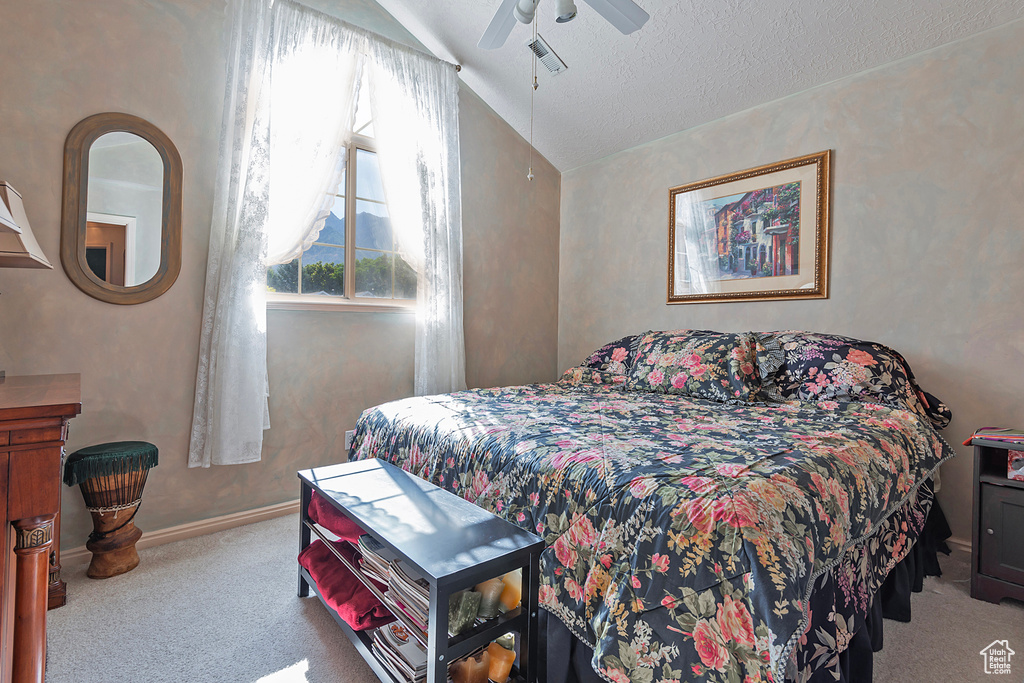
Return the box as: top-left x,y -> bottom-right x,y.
461,88 -> 561,389
557,20 -> 1024,545
0,0 -> 559,550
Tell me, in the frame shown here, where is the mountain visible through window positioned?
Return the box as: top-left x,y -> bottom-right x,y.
266,78 -> 415,304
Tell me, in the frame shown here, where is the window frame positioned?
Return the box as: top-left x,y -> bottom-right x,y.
266,131 -> 416,313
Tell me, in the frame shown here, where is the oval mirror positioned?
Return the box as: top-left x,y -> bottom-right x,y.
61,113 -> 182,304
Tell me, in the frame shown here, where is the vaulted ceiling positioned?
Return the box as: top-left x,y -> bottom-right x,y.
373,0 -> 1024,171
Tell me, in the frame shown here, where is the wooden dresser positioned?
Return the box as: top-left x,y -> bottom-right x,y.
0,374 -> 81,683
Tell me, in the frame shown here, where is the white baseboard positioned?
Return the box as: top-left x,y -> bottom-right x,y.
61,499 -> 300,566
947,535 -> 971,554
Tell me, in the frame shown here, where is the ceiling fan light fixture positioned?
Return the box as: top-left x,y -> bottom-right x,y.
479,0 -> 648,49
555,0 -> 578,22
513,0 -> 540,24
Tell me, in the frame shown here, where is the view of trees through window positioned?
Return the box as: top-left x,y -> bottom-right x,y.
266,250 -> 416,298
267,82 -> 415,303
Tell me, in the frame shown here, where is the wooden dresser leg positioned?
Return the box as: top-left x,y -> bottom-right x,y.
49,441 -> 68,609
47,554 -> 66,610
12,516 -> 53,683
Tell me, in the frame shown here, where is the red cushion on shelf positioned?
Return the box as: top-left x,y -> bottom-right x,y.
308,491 -> 366,542
299,539 -> 394,631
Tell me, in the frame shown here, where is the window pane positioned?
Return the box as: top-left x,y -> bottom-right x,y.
395,254 -> 417,300
302,245 -> 345,296
355,199 -> 392,250
318,194 -> 346,246
355,249 -> 392,298
267,259 -> 298,293
356,149 -> 386,202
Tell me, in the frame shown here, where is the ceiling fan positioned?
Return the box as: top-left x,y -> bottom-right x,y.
478,0 -> 650,49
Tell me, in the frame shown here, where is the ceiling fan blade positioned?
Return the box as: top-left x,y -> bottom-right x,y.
479,0 -> 520,49
580,0 -> 649,34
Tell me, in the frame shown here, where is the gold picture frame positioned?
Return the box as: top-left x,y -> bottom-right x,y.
668,150 -> 831,304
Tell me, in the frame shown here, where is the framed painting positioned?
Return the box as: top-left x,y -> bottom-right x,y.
668,150 -> 831,304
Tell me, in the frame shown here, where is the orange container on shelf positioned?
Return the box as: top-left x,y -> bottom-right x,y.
450,650 -> 490,683
498,569 -> 522,611
487,634 -> 517,683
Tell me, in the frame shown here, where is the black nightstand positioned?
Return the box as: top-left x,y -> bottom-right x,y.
971,436 -> 1024,604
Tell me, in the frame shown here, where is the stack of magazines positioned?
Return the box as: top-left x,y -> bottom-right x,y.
387,561 -> 430,639
354,536 -> 430,641
372,622 -> 427,683
964,427 -> 1024,445
357,535 -> 391,586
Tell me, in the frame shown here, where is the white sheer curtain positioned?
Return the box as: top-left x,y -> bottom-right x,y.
367,39 -> 466,396
191,0 -> 466,467
189,0 -> 360,467
265,5 -> 361,264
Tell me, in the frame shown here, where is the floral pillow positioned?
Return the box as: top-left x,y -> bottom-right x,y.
756,331 -> 951,428
578,333 -> 645,375
557,366 -> 629,388
626,330 -> 761,402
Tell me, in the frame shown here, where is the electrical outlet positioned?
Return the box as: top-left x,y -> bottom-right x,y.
344,430 -> 355,451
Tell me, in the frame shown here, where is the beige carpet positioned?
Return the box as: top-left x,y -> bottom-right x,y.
872,546 -> 1024,683
46,515 -> 375,683
46,515 -> 1024,683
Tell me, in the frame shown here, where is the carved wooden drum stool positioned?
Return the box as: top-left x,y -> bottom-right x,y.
63,441 -> 158,579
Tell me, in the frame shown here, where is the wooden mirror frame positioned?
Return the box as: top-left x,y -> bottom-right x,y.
61,113 -> 182,305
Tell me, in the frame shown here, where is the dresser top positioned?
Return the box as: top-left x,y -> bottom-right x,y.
0,373 -> 81,417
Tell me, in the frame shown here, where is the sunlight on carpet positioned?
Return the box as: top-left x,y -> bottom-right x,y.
256,659 -> 310,682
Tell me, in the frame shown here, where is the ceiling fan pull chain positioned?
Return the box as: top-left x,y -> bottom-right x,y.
528,15 -> 537,181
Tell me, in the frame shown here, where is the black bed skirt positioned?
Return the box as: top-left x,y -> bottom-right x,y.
538,498 -> 953,683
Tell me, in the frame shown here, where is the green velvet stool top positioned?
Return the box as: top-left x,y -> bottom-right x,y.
63,440 -> 158,579
63,441 -> 159,488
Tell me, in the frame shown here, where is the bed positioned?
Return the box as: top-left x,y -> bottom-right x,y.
349,329 -> 955,683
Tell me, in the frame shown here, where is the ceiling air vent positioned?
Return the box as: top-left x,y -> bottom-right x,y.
526,35 -> 567,75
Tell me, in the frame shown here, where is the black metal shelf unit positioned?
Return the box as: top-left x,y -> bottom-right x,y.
298,458 -> 545,683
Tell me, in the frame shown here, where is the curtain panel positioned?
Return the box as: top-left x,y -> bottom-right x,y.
189,0 -> 465,467
368,38 -> 467,397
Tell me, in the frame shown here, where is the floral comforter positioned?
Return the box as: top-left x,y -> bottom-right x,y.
351,380 -> 954,683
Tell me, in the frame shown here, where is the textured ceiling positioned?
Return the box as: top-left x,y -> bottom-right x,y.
372,1 -> 1024,171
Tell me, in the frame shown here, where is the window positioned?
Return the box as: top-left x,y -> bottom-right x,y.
266,81 -> 416,307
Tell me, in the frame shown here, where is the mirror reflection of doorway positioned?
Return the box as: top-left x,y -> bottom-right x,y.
84,212 -> 137,286
85,221 -> 127,286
